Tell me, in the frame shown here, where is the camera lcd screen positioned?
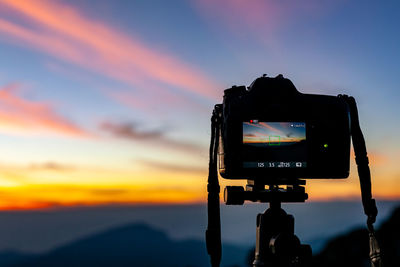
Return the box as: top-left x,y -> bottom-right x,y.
242,121 -> 307,168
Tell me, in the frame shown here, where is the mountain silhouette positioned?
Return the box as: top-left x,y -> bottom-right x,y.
0,251 -> 36,266
8,223 -> 247,267
3,206 -> 399,266
312,205 -> 400,267
244,205 -> 400,266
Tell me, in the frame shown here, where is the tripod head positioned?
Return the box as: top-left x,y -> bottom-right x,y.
224,179 -> 308,206
224,179 -> 311,267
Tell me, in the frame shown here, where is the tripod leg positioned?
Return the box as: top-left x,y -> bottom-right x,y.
253,213 -> 265,266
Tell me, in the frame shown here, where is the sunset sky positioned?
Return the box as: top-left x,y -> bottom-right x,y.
0,0 -> 399,209
243,122 -> 306,143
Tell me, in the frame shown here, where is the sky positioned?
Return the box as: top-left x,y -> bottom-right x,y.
243,122 -> 306,143
0,0 -> 399,210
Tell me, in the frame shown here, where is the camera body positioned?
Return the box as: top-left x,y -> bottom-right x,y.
219,75 -> 351,180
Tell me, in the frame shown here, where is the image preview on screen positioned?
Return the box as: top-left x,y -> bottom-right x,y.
242,121 -> 307,168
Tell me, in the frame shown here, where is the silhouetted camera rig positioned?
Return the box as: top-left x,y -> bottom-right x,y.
206,74 -> 382,267
226,179 -> 311,266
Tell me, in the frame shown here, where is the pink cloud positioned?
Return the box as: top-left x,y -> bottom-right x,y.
243,121 -> 284,135
194,0 -> 282,34
258,122 -> 285,135
0,0 -> 221,101
109,87 -> 209,117
0,84 -> 89,137
193,0 -> 341,46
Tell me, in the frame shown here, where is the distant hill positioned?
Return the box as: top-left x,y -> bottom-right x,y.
1,204 -> 398,266
0,251 -> 36,266
313,205 -> 400,267
7,223 -> 247,267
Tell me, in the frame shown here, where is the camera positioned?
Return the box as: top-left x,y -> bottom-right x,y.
207,74 -> 381,267
219,74 -> 351,180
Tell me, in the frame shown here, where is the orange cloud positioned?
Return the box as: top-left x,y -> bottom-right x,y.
0,84 -> 88,137
0,159 -> 207,209
0,0 -> 221,100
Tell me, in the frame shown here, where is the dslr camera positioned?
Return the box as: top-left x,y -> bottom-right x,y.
206,74 -> 380,267
219,74 -> 351,180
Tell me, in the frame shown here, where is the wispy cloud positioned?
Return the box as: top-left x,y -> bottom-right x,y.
0,84 -> 89,137
28,161 -> 75,171
192,0 -> 340,45
0,0 -> 221,102
243,121 -> 284,135
193,0 -> 282,37
138,159 -> 206,175
100,121 -> 163,140
108,88 -> 210,119
100,121 -> 205,154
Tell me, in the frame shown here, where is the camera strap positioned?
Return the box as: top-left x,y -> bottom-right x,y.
206,104 -> 222,267
339,95 -> 382,267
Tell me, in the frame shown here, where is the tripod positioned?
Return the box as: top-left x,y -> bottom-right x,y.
225,179 -> 312,267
